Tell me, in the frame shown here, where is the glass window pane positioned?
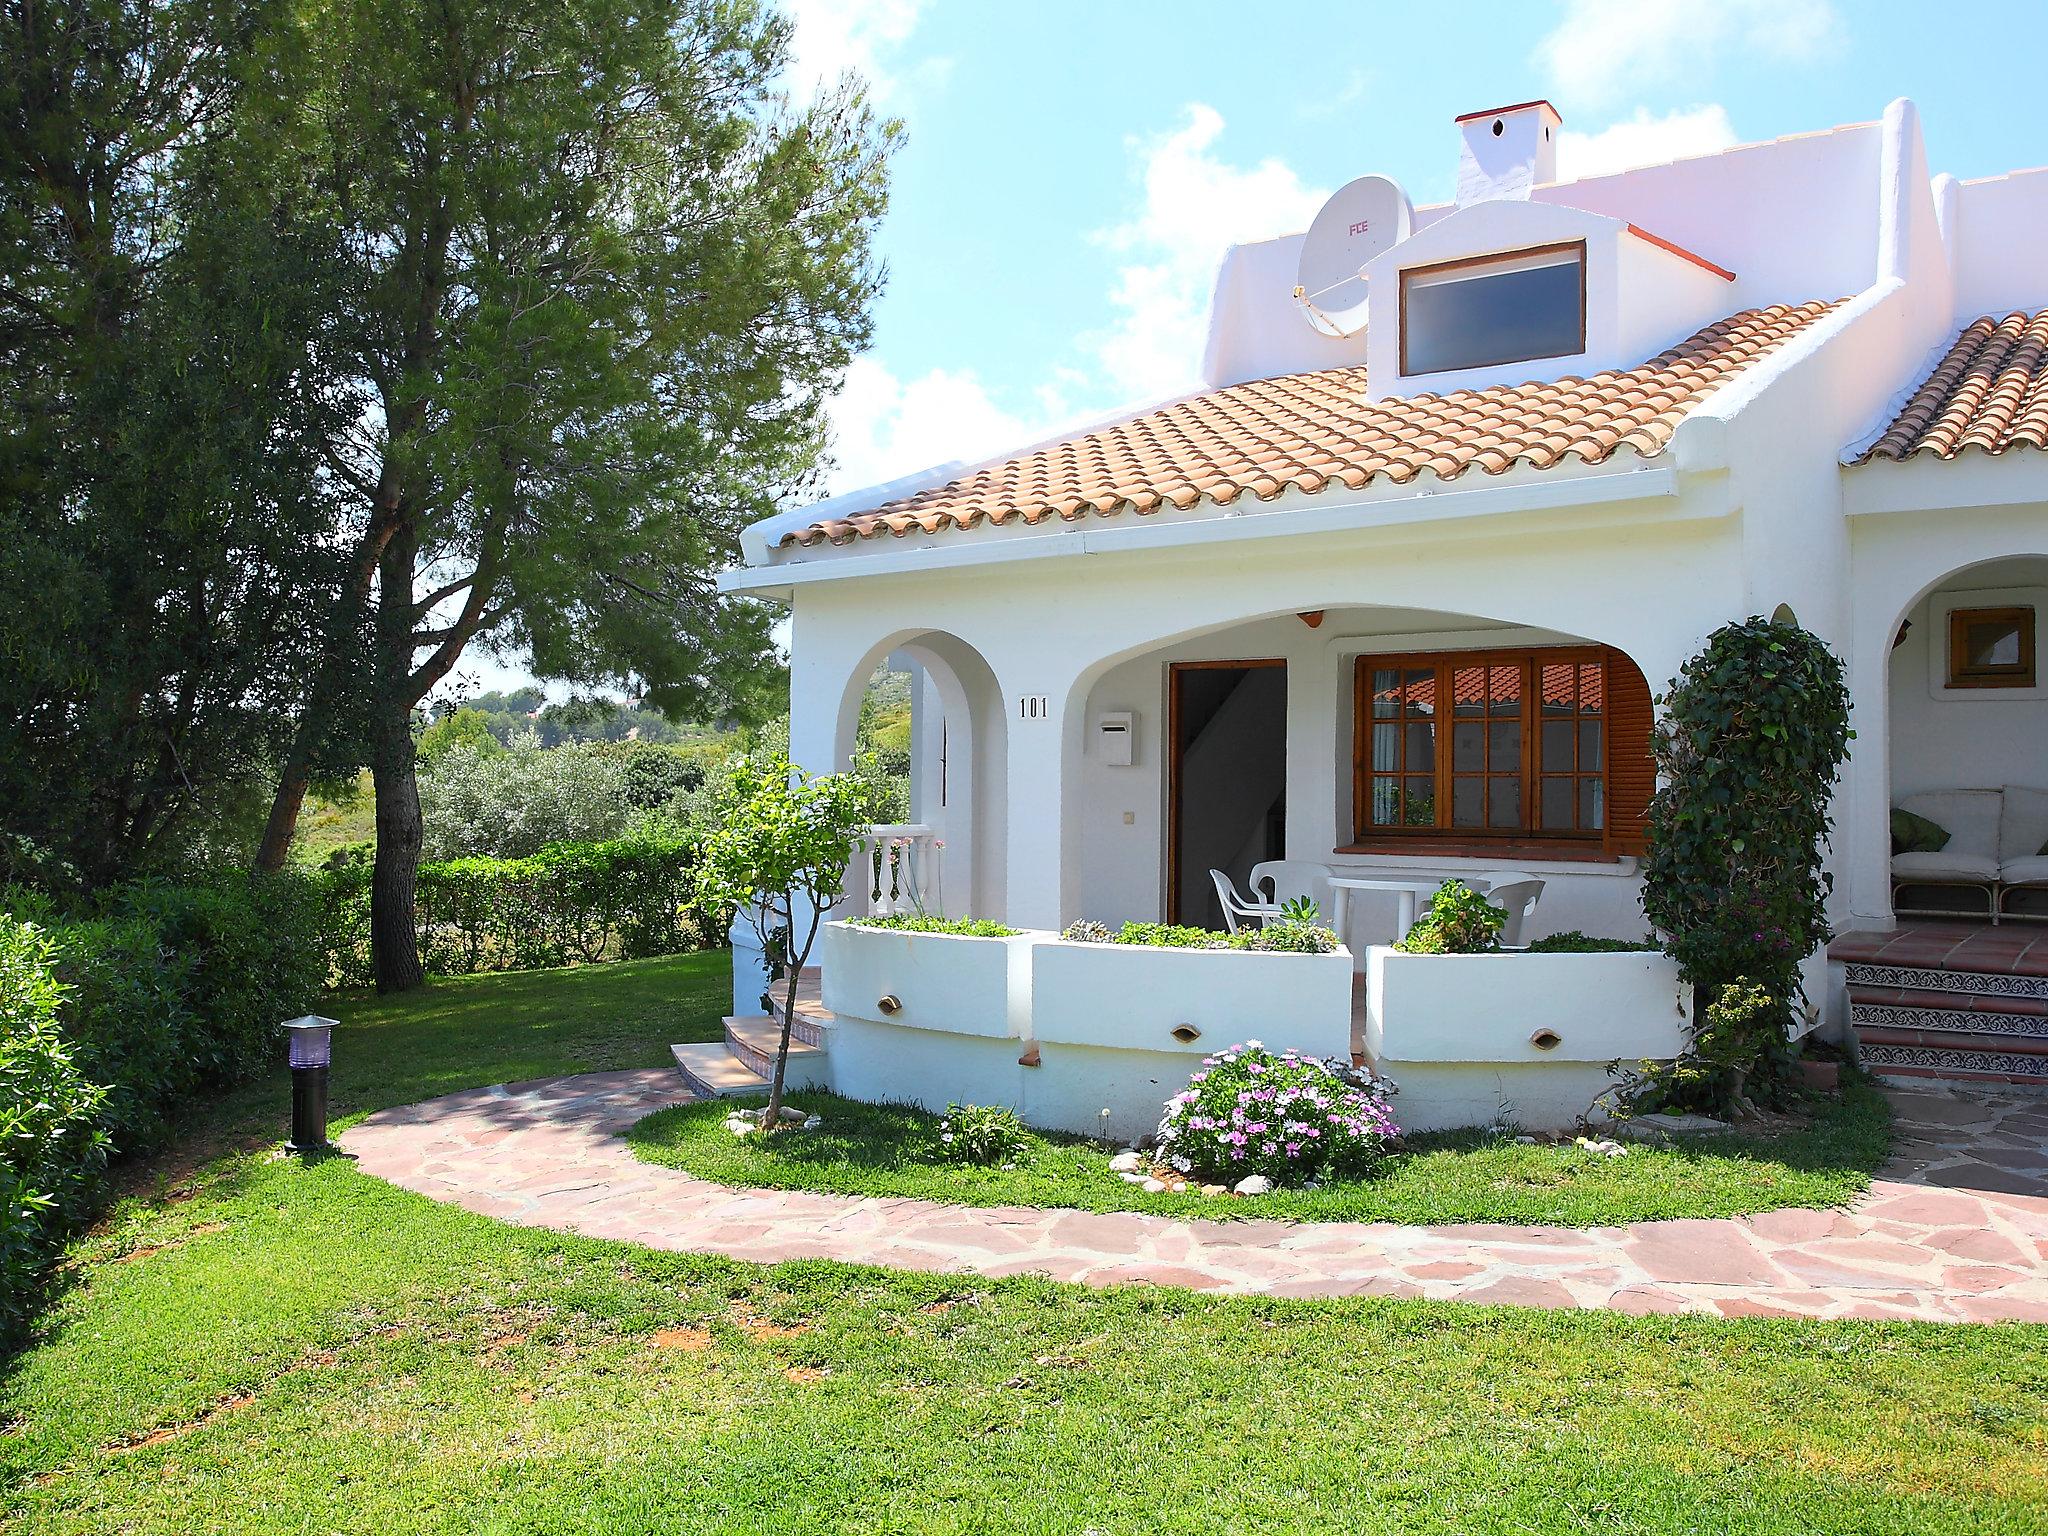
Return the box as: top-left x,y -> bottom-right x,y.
1372,668 -> 1400,719
1966,619 -> 2023,668
1371,776 -> 1400,826
1581,777 -> 1605,830
1490,719 -> 1520,762
1580,662 -> 1604,712
1452,720 -> 1484,771
1403,777 -> 1436,826
1451,777 -> 1482,826
1540,661 -> 1576,712
1488,665 -> 1522,715
1406,722 -> 1436,770
1372,721 -> 1400,771
1541,719 -> 1574,770
1578,718 -> 1602,764
1540,776 -> 1574,830
1451,667 -> 1485,719
1404,668 -> 1435,718
1403,249 -> 1585,376
1488,777 -> 1521,829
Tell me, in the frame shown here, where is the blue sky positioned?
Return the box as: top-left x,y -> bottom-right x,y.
789,0 -> 2048,495
457,0 -> 2048,700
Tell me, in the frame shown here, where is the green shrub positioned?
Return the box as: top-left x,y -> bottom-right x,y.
1640,618 -> 1853,1109
936,1103 -> 1030,1166
1394,881 -> 1505,954
0,917 -> 109,1338
1098,920 -> 1340,953
1615,979 -> 1802,1120
1237,919 -> 1341,954
1526,931 -> 1660,954
25,873 -> 322,1157
848,915 -> 1018,937
318,831 -> 710,988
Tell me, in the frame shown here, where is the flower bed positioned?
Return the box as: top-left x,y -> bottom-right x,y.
1154,1043 -> 1398,1188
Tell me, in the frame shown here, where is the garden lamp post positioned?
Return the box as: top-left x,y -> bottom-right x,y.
283,1015 -> 339,1154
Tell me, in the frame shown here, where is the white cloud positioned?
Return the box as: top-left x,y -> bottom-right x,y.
779,0 -> 947,105
1084,104 -> 1328,405
1540,0 -> 1841,109
1556,104 -> 1739,181
820,355 -> 1045,496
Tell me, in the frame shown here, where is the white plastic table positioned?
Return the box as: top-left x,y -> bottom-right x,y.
1328,873 -> 1495,947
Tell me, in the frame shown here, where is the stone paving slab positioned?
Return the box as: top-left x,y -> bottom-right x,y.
340,1070 -> 2048,1323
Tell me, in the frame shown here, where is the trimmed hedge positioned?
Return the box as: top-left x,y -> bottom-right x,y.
318,831 -> 715,989
0,873 -> 322,1338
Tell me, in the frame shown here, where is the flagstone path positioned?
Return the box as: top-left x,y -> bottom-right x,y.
341,1070 -> 2048,1323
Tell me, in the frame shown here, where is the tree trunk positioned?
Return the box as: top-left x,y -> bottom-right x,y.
368,526 -> 425,992
254,749 -> 313,873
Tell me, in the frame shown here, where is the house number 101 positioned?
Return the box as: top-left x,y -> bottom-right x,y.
1017,694 -> 1050,720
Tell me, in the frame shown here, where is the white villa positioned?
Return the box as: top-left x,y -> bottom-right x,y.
689,98 -> 2048,1136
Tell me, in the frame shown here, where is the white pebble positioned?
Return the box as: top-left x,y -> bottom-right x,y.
1141,1177 -> 1167,1193
1233,1175 -> 1274,1196
1108,1151 -> 1144,1173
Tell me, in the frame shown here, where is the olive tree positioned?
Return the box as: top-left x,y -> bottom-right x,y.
694,754 -> 882,1125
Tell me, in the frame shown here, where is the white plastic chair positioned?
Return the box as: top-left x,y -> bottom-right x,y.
1471,871 -> 1546,948
1209,868 -> 1283,935
1247,859 -> 1335,922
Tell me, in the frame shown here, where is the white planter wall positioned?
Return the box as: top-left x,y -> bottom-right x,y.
1030,940 -> 1354,1059
1363,945 -> 1691,1131
819,921 -> 1043,1039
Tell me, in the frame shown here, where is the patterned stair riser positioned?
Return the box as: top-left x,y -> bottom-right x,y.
723,1011 -> 830,1049
1850,1003 -> 2048,1042
1858,1042 -> 2048,1082
1842,962 -> 2048,1001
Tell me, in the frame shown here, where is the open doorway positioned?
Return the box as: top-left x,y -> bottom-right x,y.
1168,660 -> 1288,926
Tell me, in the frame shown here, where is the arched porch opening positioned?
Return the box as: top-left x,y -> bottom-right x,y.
827,628 -> 1009,923
1884,553 -> 2048,924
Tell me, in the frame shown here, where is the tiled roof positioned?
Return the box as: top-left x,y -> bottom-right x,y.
783,301 -> 1841,548
1860,311 -> 2048,463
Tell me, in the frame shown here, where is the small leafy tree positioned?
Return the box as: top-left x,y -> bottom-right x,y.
1640,617 -> 1852,1110
695,754 -> 883,1125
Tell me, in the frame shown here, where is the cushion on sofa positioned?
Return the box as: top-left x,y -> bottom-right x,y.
1999,785 -> 2048,864
1998,855 -> 2048,886
1891,850 -> 2000,883
1890,808 -> 1949,854
1897,790 -> 2003,860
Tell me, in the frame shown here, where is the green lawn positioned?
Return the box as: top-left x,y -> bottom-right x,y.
4,953 -> 2043,1535
629,1083 -> 1893,1227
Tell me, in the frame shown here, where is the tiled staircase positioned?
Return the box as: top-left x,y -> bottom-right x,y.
1831,923 -> 2048,1087
671,969 -> 835,1097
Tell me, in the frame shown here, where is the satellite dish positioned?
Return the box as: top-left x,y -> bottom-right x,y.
1293,174 -> 1413,338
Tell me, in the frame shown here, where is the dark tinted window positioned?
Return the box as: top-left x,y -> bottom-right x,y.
1401,246 -> 1583,376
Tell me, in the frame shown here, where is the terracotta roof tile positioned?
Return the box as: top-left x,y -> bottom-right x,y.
1860,311 -> 2048,463
783,302 -> 1841,548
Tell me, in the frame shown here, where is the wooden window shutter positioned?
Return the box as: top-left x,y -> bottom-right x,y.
1602,648 -> 1657,856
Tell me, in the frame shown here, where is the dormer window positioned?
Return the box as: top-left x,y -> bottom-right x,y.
1399,240 -> 1586,377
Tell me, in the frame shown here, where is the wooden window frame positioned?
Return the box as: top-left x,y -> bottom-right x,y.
1344,646 -> 1611,856
1398,239 -> 1587,379
1946,605 -> 2036,689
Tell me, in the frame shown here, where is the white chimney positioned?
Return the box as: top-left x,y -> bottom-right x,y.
1455,100 -> 1561,205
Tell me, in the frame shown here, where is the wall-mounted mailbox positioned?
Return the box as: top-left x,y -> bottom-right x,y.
1097,710 -> 1135,767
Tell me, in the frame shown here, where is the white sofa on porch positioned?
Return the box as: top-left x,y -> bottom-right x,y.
1892,787 -> 2048,921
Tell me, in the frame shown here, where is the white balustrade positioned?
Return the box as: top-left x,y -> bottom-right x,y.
850,824 -> 942,917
